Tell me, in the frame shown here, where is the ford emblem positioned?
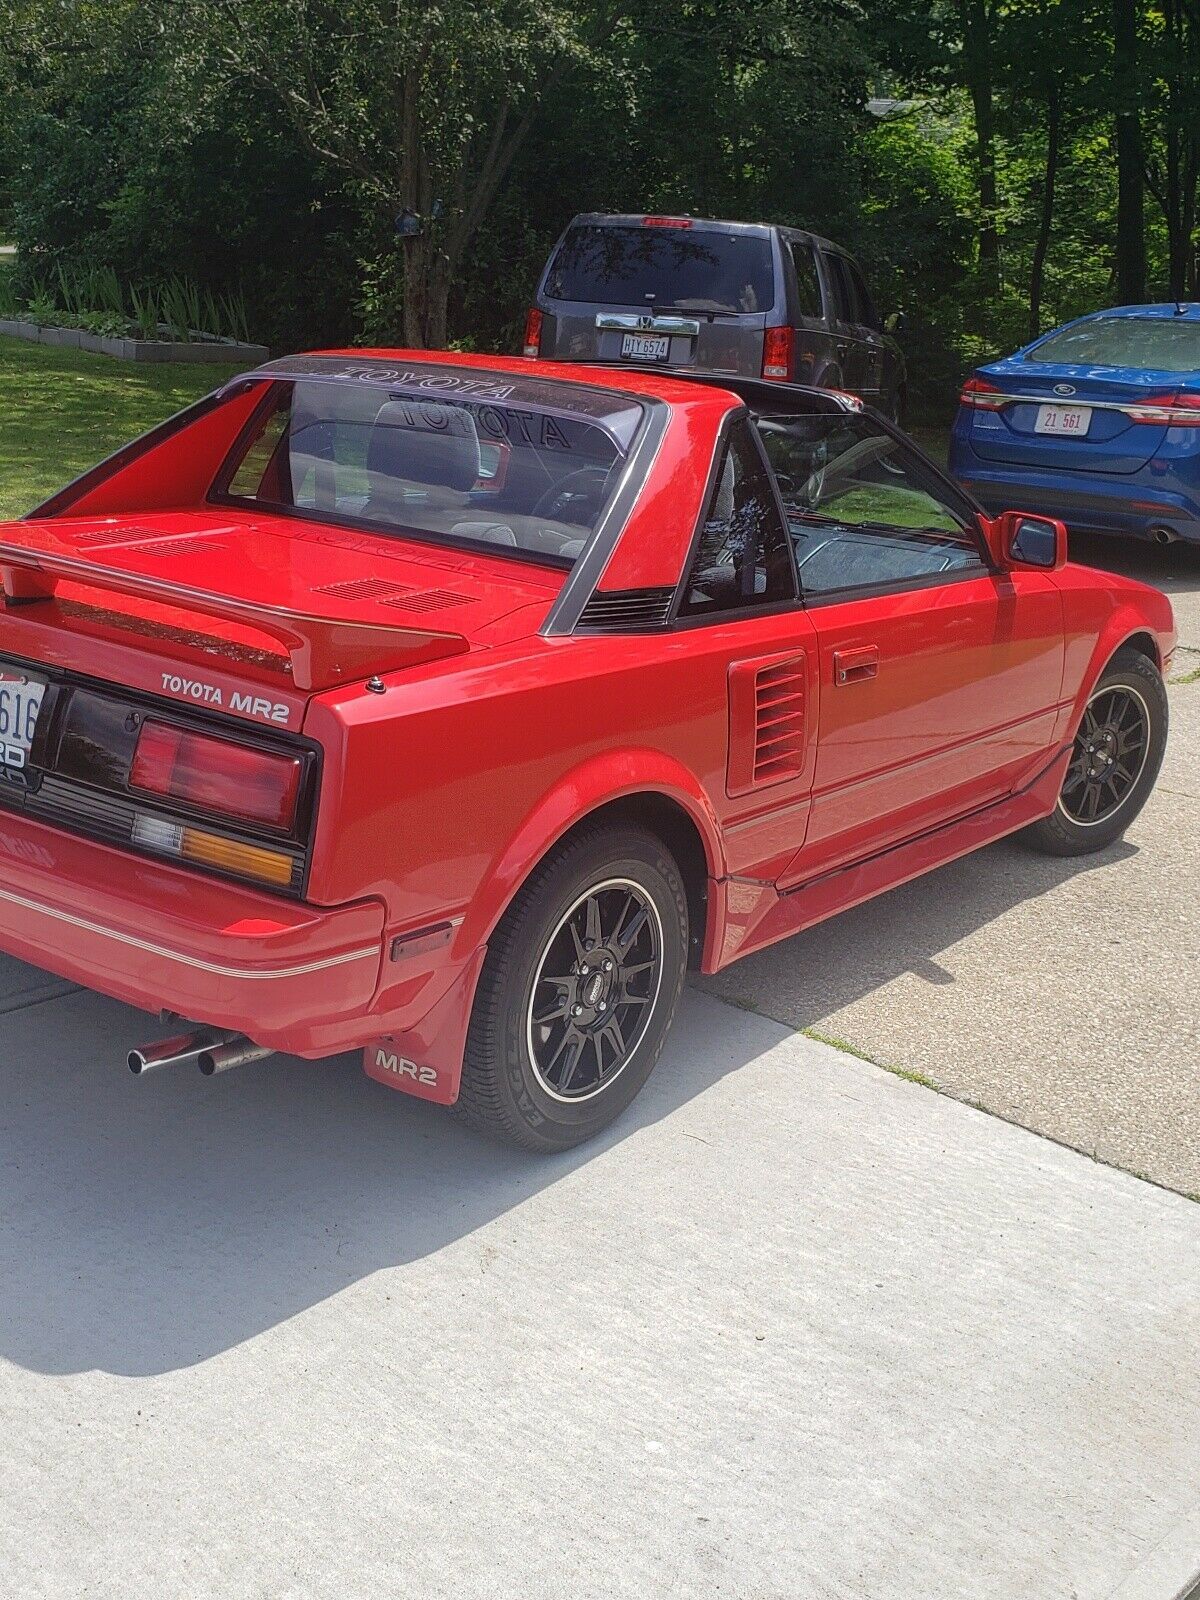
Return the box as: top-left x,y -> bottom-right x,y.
1053,383 -> 1075,396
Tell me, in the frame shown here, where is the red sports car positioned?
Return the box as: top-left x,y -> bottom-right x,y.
0,352 -> 1173,1148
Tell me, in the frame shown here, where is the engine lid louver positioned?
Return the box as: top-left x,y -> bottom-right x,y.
727,651 -> 808,796
576,586 -> 675,633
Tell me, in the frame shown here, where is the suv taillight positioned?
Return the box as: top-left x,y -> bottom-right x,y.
130,721 -> 302,830
762,326 -> 794,382
522,307 -> 543,358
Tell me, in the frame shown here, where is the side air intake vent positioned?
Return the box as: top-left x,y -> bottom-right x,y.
751,659 -> 807,784
726,651 -> 808,796
576,587 -> 675,633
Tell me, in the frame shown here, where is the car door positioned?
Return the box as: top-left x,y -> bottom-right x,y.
749,405 -> 1066,887
819,251 -> 869,397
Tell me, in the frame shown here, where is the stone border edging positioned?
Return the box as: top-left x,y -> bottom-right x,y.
0,318 -> 267,365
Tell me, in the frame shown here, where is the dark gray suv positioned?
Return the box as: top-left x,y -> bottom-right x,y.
524,212 -> 906,420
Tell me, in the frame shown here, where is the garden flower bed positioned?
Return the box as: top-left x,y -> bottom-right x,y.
0,267 -> 268,364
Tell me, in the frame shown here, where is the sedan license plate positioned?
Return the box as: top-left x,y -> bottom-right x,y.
0,671 -> 47,774
1035,403 -> 1092,437
621,332 -> 670,362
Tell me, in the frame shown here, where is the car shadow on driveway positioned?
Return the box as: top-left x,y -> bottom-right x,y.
0,973 -> 780,1379
0,834 -> 1126,1380
699,831 -> 1135,1030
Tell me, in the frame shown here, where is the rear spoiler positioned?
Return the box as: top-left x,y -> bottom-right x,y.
0,541 -> 468,691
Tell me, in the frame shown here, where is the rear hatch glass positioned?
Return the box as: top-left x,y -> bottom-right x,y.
215,371 -> 643,566
544,223 -> 775,314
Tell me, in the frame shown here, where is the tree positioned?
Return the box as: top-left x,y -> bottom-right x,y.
957,0 -> 1002,291
1112,0 -> 1147,301
1145,0 -> 1200,296
184,0 -> 615,347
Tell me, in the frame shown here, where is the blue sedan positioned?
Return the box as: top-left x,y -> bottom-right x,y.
949,303 -> 1200,547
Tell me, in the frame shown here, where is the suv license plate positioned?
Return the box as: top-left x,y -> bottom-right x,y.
621,332 -> 670,362
1035,403 -> 1092,436
0,670 -> 47,773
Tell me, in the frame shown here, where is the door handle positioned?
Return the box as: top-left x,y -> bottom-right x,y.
835,343 -> 848,362
833,646 -> 878,685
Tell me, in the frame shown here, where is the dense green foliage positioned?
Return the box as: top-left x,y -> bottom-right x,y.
1,0 -> 1195,414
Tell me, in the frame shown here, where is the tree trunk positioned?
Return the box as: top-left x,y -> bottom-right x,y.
1029,75 -> 1062,342
960,0 -> 999,291
1112,0 -> 1146,303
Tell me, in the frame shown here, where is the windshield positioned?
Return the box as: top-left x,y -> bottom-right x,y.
544,223 -> 775,314
215,377 -> 636,565
1026,316 -> 1200,372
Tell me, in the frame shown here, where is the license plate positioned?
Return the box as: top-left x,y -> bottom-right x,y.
0,671 -> 47,773
1035,403 -> 1092,437
621,332 -> 670,362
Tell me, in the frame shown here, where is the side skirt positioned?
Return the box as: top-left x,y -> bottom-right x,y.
720,745 -> 1071,966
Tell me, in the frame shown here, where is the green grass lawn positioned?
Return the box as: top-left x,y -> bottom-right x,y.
0,335 -> 243,520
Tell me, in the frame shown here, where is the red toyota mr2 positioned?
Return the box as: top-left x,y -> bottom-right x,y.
0,352 -> 1173,1148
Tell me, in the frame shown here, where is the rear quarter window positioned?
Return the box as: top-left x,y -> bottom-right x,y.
545,223 -> 776,314
788,242 -> 824,320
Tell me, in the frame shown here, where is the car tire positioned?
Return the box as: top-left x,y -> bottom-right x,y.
1021,648 -> 1167,856
456,823 -> 689,1151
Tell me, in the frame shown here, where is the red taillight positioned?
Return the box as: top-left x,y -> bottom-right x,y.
641,215 -> 692,228
1126,392 -> 1200,424
130,721 -> 302,830
761,325 -> 794,382
522,307 -> 543,358
960,376 -> 1006,410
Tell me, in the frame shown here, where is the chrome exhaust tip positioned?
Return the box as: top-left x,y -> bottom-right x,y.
1151,525 -> 1178,546
128,1027 -> 235,1076
196,1037 -> 275,1076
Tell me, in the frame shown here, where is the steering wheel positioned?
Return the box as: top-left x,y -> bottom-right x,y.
532,465 -> 612,525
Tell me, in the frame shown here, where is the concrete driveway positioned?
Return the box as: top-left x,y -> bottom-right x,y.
706,532 -> 1200,1196
2,979 -> 1200,1599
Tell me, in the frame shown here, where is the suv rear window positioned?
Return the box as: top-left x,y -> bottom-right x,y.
544,223 -> 776,314
215,378 -> 630,565
1026,317 -> 1200,372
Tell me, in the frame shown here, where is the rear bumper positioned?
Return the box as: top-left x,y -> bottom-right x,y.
951,442 -> 1200,542
0,810 -> 387,1055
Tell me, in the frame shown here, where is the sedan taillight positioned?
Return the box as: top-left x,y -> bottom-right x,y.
130,721 -> 302,830
960,376 -> 1007,410
1125,392 -> 1200,425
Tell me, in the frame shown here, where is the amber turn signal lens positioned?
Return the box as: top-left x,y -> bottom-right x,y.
179,828 -> 295,887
